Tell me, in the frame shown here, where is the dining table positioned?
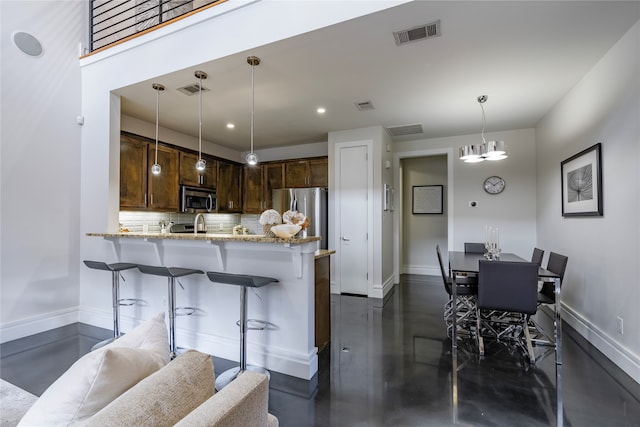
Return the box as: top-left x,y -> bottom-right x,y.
448,250 -> 564,426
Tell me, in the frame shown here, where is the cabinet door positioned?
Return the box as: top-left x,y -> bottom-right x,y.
218,162 -> 243,212
180,152 -> 217,189
148,145 -> 179,211
284,161 -> 309,188
243,165 -> 264,214
263,163 -> 284,209
309,158 -> 328,187
120,135 -> 148,209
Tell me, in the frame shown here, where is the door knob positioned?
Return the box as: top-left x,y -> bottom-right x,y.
341,236 -> 350,241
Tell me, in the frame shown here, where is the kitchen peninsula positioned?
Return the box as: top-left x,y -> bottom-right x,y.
86,231 -> 325,380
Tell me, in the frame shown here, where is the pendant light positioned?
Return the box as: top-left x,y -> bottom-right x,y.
245,56 -> 260,166
459,95 -> 507,163
151,83 -> 165,175
194,70 -> 207,171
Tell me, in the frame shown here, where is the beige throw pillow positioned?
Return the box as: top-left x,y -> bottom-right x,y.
85,350 -> 214,427
18,312 -> 170,427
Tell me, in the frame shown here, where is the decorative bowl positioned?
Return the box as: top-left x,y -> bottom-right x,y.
270,224 -> 302,239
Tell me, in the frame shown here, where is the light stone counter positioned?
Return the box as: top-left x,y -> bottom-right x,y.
87,231 -> 321,244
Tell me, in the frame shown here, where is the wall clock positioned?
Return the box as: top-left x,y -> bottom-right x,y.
483,176 -> 505,195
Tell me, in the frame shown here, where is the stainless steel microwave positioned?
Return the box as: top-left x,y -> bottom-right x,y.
181,186 -> 216,213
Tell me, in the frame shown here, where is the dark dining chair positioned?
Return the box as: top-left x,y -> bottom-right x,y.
464,242 -> 485,254
476,260 -> 539,363
531,247 -> 544,267
436,245 -> 477,337
538,252 -> 568,305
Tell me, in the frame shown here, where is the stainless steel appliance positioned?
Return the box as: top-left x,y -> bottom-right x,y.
181,186 -> 216,213
272,187 -> 328,249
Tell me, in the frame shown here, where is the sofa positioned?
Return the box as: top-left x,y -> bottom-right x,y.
17,313 -> 278,427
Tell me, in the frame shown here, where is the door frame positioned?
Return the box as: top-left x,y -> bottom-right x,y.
393,148 -> 454,283
333,140 -> 374,295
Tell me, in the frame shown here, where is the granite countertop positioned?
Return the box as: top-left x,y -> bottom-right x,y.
86,232 -> 321,244
314,249 -> 336,259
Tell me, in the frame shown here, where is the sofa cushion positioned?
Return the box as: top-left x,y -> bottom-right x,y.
17,347 -> 166,427
175,371 -> 273,427
85,350 -> 214,427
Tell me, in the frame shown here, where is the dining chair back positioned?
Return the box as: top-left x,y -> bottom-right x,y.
464,242 -> 485,254
436,245 -> 477,336
531,248 -> 544,267
538,252 -> 568,303
477,260 -> 538,315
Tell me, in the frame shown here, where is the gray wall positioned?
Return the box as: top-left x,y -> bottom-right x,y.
536,21 -> 640,382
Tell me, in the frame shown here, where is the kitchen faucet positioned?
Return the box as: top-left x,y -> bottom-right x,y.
194,213 -> 206,234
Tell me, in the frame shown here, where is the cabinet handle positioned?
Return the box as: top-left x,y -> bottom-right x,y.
144,193 -> 147,204
150,194 -> 153,205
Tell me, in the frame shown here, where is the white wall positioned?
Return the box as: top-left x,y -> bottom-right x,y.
536,21 -> 640,382
0,0 -> 84,341
395,128 -> 538,265
401,156 -> 447,276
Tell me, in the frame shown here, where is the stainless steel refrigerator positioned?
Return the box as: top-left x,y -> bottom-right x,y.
272,187 -> 328,249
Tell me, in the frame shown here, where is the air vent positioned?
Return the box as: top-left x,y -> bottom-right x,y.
177,83 -> 209,95
355,100 -> 375,111
393,20 -> 441,46
386,124 -> 424,137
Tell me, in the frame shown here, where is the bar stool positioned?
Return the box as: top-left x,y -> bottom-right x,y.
83,261 -> 138,350
206,272 -> 278,391
137,265 -> 204,359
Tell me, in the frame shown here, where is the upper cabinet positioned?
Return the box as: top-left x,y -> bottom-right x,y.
147,145 -> 180,211
217,162 -> 243,213
284,158 -> 328,188
243,163 -> 285,214
119,133 -> 179,211
180,151 -> 217,189
120,134 -> 148,209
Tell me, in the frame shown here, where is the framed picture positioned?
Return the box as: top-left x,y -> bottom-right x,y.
412,185 -> 443,214
561,143 -> 603,217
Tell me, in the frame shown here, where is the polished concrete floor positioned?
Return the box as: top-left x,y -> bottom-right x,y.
2,274 -> 639,426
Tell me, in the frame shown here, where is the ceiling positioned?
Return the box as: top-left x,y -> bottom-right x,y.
116,1 -> 640,153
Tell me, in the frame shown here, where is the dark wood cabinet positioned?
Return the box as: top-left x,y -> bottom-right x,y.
217,161 -> 243,212
147,145 -> 179,211
315,254 -> 331,353
284,158 -> 328,188
119,133 -> 179,211
120,134 -> 148,209
180,151 -> 217,189
243,163 -> 285,214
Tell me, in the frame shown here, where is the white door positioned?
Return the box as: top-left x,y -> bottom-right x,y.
338,145 -> 369,295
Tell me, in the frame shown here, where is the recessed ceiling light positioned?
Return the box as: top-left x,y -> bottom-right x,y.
226,123 -> 235,129
317,107 -> 326,114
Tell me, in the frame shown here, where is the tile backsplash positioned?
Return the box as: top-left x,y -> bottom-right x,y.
119,211 -> 261,235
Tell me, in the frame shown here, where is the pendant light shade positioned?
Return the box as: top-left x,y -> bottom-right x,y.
459,95 -> 508,163
245,56 -> 260,166
151,83 -> 165,175
194,70 -> 207,171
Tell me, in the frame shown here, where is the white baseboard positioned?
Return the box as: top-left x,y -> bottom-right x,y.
403,264 -> 440,276
0,308 -> 79,344
561,302 -> 640,384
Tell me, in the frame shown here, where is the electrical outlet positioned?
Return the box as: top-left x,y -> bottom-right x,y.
219,223 -> 224,230
616,317 -> 624,335
162,298 -> 167,309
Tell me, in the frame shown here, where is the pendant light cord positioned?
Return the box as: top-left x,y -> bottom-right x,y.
198,74 -> 203,159
479,101 -> 487,145
250,62 -> 255,154
154,86 -> 159,165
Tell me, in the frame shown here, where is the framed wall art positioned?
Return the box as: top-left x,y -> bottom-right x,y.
412,185 -> 443,214
561,143 -> 603,217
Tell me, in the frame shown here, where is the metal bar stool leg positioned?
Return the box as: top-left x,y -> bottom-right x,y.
168,276 -> 177,359
112,270 -> 121,338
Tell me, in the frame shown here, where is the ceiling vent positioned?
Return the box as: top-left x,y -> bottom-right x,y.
177,83 -> 209,96
386,124 -> 424,137
393,20 -> 441,46
355,100 -> 375,111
